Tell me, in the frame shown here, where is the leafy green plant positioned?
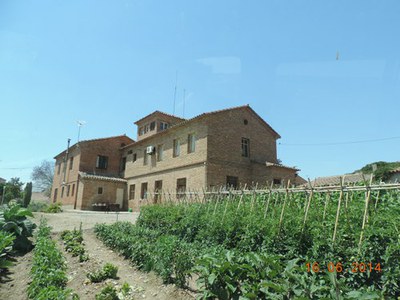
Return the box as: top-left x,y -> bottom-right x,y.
28,218 -> 77,299
28,201 -> 49,212
0,230 -> 15,272
0,203 -> 36,252
61,225 -> 89,262
94,189 -> 400,298
46,202 -> 63,213
87,263 -> 118,283
95,284 -> 118,300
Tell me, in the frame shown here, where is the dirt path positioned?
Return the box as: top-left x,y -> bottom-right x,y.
60,229 -> 195,299
0,251 -> 32,300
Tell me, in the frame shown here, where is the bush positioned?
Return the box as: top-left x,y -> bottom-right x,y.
61,225 -> 89,262
87,263 -> 118,283
0,203 -> 36,252
28,201 -> 49,212
95,284 -> 118,300
46,202 -> 63,213
28,219 -> 75,299
0,230 -> 15,272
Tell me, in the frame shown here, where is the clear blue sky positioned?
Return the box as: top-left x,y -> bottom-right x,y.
1,0 -> 399,186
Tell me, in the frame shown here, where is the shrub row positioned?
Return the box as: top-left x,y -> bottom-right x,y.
28,219 -> 78,300
61,225 -> 89,262
94,222 -> 196,287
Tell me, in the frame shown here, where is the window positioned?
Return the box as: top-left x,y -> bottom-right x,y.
141,182 -> 148,199
241,138 -> 250,157
69,157 -> 74,170
98,187 -> 103,194
150,121 -> 156,131
273,178 -> 282,185
129,184 -> 135,200
173,139 -> 180,157
71,184 -> 75,196
96,155 -> 108,169
144,124 -> 150,134
226,176 -> 239,189
57,162 -> 61,175
120,157 -> 126,171
133,153 -> 137,162
176,178 -> 187,199
157,144 -> 164,161
154,180 -> 162,203
53,188 -> 58,202
160,122 -> 169,131
139,127 -> 144,136
127,150 -> 133,154
61,186 -> 64,198
143,150 -> 148,165
188,134 -> 196,153
67,185 -> 70,196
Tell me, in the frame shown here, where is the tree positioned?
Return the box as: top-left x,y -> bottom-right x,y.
23,182 -> 33,207
0,178 -> 24,204
31,160 -> 54,197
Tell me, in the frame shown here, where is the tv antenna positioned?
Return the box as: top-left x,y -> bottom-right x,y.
173,71 -> 178,115
182,88 -> 186,118
76,120 -> 86,142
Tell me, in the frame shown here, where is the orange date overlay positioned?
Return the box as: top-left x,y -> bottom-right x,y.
306,262 -> 382,273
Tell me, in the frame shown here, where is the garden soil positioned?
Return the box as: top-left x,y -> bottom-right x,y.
0,210 -> 196,300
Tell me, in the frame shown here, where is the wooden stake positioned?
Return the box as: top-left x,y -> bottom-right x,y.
358,174 -> 373,253
302,179 -> 314,233
332,176 -> 345,243
322,192 -> 330,221
278,180 -> 290,233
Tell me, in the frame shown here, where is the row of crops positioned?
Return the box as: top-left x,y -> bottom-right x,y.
95,189 -> 400,299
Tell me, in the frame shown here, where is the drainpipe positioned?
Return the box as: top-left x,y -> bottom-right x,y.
63,138 -> 71,185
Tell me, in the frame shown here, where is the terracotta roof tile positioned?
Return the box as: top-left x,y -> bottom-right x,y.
79,172 -> 127,183
309,173 -> 373,187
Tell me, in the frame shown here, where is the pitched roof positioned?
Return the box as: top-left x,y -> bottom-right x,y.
79,172 -> 127,183
123,105 -> 280,149
54,134 -> 134,159
134,111 -> 186,125
309,173 -> 373,187
266,161 -> 299,171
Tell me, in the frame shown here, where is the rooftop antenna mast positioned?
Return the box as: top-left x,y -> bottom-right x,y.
182,88 -> 186,118
173,71 -> 178,115
76,120 -> 86,143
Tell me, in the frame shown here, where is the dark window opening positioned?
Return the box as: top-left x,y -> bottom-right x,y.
176,178 -> 187,199
71,184 -> 75,197
188,134 -> 196,153
69,157 -> 73,170
244,119 -> 248,125
67,185 -> 70,196
141,182 -> 148,199
241,138 -> 250,157
226,176 -> 239,189
120,157 -> 127,171
154,180 -> 162,203
150,121 -> 156,131
53,188 -> 58,202
133,153 -> 137,162
273,179 -> 282,185
96,155 -> 108,169
98,187 -> 103,194
129,184 -> 135,200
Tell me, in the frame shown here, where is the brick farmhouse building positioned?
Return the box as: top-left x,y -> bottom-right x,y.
51,105 -> 303,210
